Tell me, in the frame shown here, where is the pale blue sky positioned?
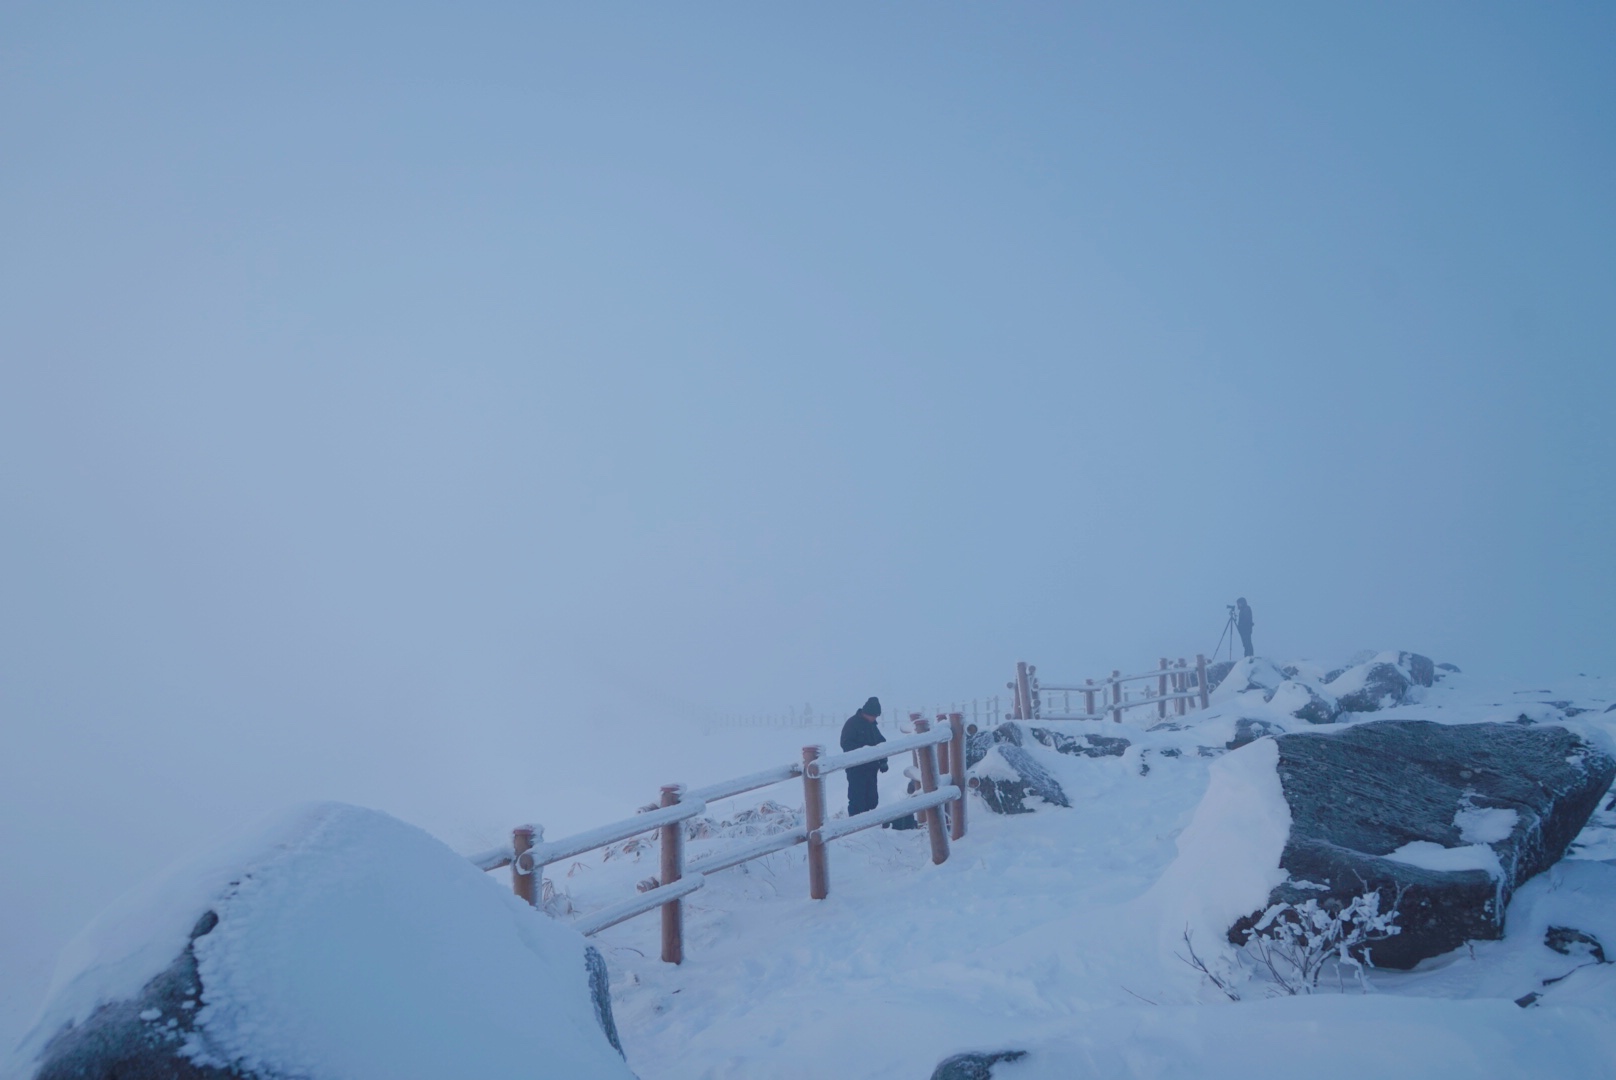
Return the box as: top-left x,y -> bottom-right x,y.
2,1 -> 1613,1033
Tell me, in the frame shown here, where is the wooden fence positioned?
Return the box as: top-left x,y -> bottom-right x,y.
468,714 -> 969,965
1008,655 -> 1211,723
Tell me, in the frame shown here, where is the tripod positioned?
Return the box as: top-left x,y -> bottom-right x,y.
1211,606 -> 1239,663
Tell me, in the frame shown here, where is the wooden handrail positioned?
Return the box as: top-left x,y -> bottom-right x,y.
686,762 -> 803,804
572,876 -> 707,937
689,826 -> 808,875
807,726 -> 950,777
528,798 -> 708,867
476,718 -> 976,965
811,785 -> 962,844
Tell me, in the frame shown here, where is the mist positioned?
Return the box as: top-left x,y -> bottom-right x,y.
3,1 -> 1613,1047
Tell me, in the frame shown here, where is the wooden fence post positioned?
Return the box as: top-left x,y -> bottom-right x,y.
1111,670 -> 1123,724
914,718 -> 950,865
948,712 -> 967,841
512,825 -> 537,907
1158,658 -> 1169,720
1197,653 -> 1210,710
658,785 -> 686,964
1176,659 -> 1188,716
1015,661 -> 1033,721
802,745 -> 829,900
1085,678 -> 1096,717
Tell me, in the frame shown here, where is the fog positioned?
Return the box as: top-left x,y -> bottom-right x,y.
3,2 -> 1613,1047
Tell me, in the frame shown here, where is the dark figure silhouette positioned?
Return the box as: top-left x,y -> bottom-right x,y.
1236,597 -> 1255,658
839,696 -> 888,817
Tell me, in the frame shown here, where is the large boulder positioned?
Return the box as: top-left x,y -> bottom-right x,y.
1028,727 -> 1130,758
966,724 -> 1071,815
1236,721 -> 1616,969
11,803 -> 634,1080
1324,651 -> 1437,713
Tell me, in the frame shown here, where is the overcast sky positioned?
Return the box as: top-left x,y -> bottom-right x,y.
3,0 -> 1613,1042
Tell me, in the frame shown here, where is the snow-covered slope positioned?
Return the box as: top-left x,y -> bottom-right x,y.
6,803 -> 632,1080
555,664 -> 1616,1079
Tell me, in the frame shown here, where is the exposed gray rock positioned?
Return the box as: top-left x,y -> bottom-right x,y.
1234,720 -> 1616,969
34,912 -> 239,1080
972,743 -> 1070,815
1545,926 -> 1606,964
1226,718 -> 1284,750
31,917 -> 630,1080
930,1050 -> 1028,1080
1437,662 -> 1461,675
1029,727 -> 1130,758
1267,680 -> 1340,725
1331,662 -> 1413,713
585,945 -> 624,1057
1205,660 -> 1236,694
1402,653 -> 1436,688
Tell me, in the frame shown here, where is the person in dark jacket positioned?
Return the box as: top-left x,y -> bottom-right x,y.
839,696 -> 888,817
1236,597 -> 1255,658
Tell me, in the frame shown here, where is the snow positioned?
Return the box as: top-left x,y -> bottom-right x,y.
7,803 -> 632,1080
1384,840 -> 1505,878
10,660 -> 1616,1080
1143,738 -> 1291,971
1456,805 -> 1520,844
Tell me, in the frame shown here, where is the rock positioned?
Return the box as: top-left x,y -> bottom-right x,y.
1545,926 -> 1606,964
1436,662 -> 1461,674
34,912 -> 233,1080
1029,727 -> 1130,758
971,743 -> 1070,814
1211,658 -> 1292,702
1330,661 -> 1413,713
930,1050 -> 1028,1080
1235,721 -> 1616,969
1402,653 -> 1436,688
585,945 -> 624,1057
1226,718 -> 1284,750
1204,660 -> 1236,694
1267,680 -> 1340,725
17,803 -> 635,1080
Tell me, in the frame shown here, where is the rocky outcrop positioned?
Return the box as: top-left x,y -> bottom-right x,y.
34,912 -> 234,1080
1323,652 -> 1437,713
17,803 -> 634,1080
1234,721 -> 1616,969
1029,727 -> 1130,758
966,723 -> 1080,815
973,744 -> 1069,814
930,1050 -> 1028,1079
1268,681 -> 1340,725
1226,717 -> 1286,750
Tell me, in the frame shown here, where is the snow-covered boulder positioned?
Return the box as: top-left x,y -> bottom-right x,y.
965,724 -> 1070,815
1242,721 -> 1616,968
1211,658 -> 1341,725
1323,651 -> 1437,712
11,803 -> 634,1080
1027,727 -> 1129,759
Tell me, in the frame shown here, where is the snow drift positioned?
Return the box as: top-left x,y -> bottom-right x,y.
7,802 -> 633,1080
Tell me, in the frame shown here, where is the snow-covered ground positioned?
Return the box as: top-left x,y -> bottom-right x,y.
552,667 -> 1616,1078
7,664 -> 1616,1078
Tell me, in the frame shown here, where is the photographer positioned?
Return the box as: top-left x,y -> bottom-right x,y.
1235,597 -> 1254,658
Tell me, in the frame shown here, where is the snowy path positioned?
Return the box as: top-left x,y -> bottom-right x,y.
555,673 -> 1616,1079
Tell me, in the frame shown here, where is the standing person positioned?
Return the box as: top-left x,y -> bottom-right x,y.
1236,597 -> 1255,658
839,696 -> 888,817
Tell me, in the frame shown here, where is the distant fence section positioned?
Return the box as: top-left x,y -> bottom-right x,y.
469,714 -> 969,965
1007,655 -> 1211,723
700,698 -> 1002,734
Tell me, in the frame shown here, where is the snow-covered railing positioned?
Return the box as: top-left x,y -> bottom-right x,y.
1008,655 -> 1211,723
472,713 -> 971,966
